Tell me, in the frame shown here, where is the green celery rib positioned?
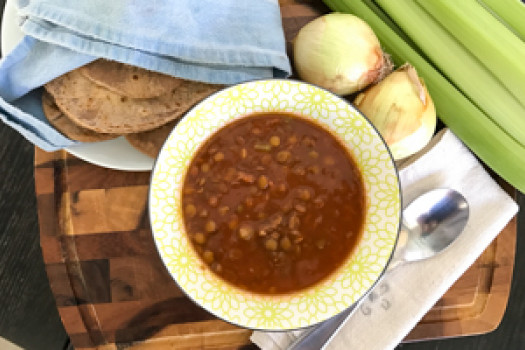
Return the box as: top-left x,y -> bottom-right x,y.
357,0 -> 417,54
480,0 -> 525,41
322,0 -> 525,193
418,0 -> 525,108
374,0 -> 525,148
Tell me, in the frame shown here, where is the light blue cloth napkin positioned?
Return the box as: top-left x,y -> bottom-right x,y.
0,0 -> 291,151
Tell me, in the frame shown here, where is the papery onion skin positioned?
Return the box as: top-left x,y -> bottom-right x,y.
354,64 -> 436,160
293,13 -> 391,96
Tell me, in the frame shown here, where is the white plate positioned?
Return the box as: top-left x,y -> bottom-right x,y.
1,0 -> 154,171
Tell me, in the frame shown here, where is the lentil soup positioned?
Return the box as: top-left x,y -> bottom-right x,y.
182,113 -> 366,295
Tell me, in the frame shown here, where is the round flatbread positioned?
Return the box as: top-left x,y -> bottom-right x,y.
45,69 -> 221,134
79,59 -> 183,99
41,91 -> 118,142
125,120 -> 177,158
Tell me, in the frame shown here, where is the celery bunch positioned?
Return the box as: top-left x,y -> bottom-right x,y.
322,0 -> 525,193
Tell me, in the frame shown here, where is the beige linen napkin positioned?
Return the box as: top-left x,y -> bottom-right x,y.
251,129 -> 518,350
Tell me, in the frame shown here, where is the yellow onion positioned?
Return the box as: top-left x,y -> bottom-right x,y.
354,64 -> 436,160
293,13 -> 392,95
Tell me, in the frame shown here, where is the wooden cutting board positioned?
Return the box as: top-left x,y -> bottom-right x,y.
33,1 -> 517,349
34,148 -> 516,350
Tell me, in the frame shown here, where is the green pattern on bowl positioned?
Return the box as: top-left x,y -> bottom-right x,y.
149,79 -> 401,330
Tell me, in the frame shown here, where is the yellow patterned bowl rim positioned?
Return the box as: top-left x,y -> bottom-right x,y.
149,79 -> 401,331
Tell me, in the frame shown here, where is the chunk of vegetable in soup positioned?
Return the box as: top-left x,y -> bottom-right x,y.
182,113 -> 366,294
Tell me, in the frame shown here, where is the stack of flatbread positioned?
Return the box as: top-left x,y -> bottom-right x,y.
43,59 -> 222,158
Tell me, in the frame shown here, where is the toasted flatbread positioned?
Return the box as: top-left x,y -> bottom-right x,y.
125,120 -> 177,158
45,70 -> 221,134
41,91 -> 118,142
79,59 -> 183,99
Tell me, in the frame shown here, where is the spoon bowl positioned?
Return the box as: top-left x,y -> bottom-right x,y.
288,188 -> 469,350
396,188 -> 469,264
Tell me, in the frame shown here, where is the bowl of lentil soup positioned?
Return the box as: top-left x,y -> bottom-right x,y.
149,79 -> 401,330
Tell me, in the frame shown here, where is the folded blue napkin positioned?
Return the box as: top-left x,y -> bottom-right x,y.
0,0 -> 291,151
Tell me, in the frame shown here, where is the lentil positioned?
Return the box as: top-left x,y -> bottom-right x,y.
265,238 -> 278,251
214,152 -> 224,162
239,224 -> 254,240
194,232 -> 206,244
205,220 -> 216,233
276,150 -> 291,163
185,204 -> 197,218
270,135 -> 281,147
258,175 -> 269,189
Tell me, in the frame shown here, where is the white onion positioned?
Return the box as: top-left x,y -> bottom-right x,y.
354,64 -> 437,160
293,13 -> 392,96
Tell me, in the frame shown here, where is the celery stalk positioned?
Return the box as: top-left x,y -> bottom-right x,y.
322,0 -> 525,193
357,0 -> 417,53
375,0 -> 525,148
418,0 -> 525,107
480,0 -> 525,41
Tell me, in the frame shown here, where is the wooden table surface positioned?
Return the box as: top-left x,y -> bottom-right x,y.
1,1 -> 525,349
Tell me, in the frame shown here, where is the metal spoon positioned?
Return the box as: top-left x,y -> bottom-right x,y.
287,188 -> 469,350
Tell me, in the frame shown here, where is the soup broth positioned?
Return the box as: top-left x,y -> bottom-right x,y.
182,113 -> 366,294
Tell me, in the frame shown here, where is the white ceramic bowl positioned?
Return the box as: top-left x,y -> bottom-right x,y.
149,79 -> 401,330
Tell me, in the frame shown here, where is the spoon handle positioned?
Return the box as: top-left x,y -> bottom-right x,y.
287,259 -> 401,350
286,302 -> 359,350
